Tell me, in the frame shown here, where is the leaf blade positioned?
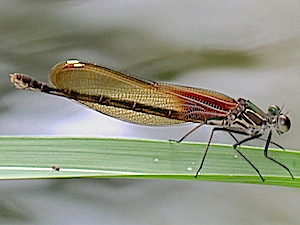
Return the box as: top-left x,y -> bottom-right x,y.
0,137 -> 299,187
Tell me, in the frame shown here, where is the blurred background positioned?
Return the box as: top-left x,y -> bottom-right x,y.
0,0 -> 300,224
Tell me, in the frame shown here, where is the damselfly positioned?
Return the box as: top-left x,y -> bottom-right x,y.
10,60 -> 292,181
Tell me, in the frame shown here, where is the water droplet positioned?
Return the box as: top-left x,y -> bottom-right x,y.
187,167 -> 193,171
154,158 -> 159,163
192,162 -> 195,165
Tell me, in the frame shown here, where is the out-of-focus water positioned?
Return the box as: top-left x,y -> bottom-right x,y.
1,1 -> 300,224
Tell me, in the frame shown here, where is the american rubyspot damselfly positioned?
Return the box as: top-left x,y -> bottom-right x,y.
10,60 -> 292,181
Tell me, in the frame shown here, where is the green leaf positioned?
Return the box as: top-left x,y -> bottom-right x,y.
0,137 -> 299,187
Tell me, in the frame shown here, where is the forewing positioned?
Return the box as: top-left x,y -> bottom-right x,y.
49,61 -> 185,125
49,60 -> 237,125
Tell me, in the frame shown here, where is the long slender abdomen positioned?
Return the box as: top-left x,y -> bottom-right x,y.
10,73 -> 44,91
10,73 -> 60,94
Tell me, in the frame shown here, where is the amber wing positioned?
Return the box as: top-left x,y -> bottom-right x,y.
49,61 -> 238,125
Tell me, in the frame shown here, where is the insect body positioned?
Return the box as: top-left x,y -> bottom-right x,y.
10,60 -> 292,181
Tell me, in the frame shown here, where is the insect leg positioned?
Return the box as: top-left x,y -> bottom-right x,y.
196,127 -> 265,181
263,131 -> 294,179
233,134 -> 265,181
195,126 -> 222,178
170,123 -> 204,143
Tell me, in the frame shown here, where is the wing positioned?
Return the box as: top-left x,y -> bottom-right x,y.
49,60 -> 238,125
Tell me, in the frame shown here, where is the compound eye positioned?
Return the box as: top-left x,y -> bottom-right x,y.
268,105 -> 280,116
277,115 -> 291,133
